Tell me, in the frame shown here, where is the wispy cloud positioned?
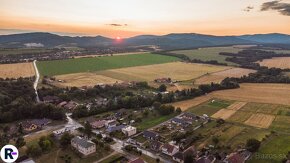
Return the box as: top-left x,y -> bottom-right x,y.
243,6 -> 254,12
261,0 -> 290,16
106,23 -> 128,27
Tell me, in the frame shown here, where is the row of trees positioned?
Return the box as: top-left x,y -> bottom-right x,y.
72,78 -> 239,119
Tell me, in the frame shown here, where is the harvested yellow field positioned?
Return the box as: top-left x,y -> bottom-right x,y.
101,62 -> 230,82
227,102 -> 247,111
244,113 -> 275,128
170,95 -> 212,111
258,57 -> 290,69
211,102 -> 246,119
54,72 -> 121,87
210,83 -> 290,105
0,62 -> 35,78
195,68 -> 256,84
211,109 -> 236,120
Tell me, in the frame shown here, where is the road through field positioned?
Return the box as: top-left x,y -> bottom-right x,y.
33,60 -> 40,102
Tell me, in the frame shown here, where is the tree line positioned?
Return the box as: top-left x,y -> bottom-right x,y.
0,78 -> 65,123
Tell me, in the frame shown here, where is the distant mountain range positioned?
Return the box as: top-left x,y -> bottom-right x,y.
0,32 -> 290,49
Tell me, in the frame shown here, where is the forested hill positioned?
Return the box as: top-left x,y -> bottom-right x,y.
1,32 -> 290,49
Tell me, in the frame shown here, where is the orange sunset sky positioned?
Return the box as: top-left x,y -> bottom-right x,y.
1,0 -> 290,38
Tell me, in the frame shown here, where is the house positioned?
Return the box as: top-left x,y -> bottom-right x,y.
42,95 -> 60,104
31,118 -> 51,128
182,112 -> 198,120
161,144 -> 179,156
106,125 -> 126,133
129,158 -> 145,163
20,121 -> 38,132
122,126 -> 137,136
172,145 -> 196,163
150,140 -> 163,152
105,120 -> 117,128
143,130 -> 159,140
224,152 -> 246,163
173,151 -> 184,163
154,77 -> 171,83
171,118 -> 190,127
64,101 -> 78,110
71,136 -> 96,156
90,120 -> 106,129
94,97 -> 109,107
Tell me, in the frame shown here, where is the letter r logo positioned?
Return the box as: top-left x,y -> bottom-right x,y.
1,145 -> 19,163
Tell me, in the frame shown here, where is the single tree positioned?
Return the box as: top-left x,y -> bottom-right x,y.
158,84 -> 167,92
246,138 -> 261,152
16,136 -> 26,148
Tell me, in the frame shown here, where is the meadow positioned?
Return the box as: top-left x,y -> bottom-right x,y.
249,135 -> 290,163
37,53 -> 180,76
171,46 -> 243,65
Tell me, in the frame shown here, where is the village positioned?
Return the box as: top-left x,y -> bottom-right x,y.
12,100 -> 253,163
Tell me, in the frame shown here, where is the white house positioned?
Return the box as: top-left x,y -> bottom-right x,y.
71,136 -> 96,156
122,126 -> 137,136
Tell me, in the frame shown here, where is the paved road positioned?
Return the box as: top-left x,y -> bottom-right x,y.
33,60 -> 40,103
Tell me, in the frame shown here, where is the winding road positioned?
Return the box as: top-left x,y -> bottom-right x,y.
33,60 -> 40,103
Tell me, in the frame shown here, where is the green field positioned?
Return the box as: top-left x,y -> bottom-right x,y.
187,99 -> 233,116
135,112 -> 178,130
37,53 -> 180,76
171,46 -> 242,66
193,121 -> 270,150
249,135 -> 290,163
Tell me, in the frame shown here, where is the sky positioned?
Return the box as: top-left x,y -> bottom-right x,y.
0,0 -> 290,38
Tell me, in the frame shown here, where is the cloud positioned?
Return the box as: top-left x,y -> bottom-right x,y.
243,6 -> 254,12
261,0 -> 290,16
106,23 -> 128,27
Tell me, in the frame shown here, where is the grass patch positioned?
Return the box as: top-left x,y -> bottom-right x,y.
187,99 -> 233,116
171,46 -> 242,66
228,111 -> 252,123
249,135 -> 290,163
270,115 -> 290,133
37,53 -> 180,76
135,112 -> 178,130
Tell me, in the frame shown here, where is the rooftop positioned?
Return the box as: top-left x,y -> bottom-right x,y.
71,136 -> 95,148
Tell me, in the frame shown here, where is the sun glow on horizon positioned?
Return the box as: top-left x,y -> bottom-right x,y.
0,0 -> 289,37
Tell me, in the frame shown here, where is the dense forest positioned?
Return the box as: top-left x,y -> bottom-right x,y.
0,78 -> 65,123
